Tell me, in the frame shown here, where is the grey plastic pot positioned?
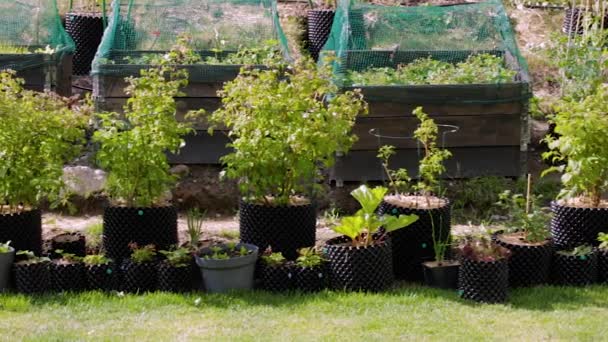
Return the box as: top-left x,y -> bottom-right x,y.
0,246 -> 15,292
195,243 -> 259,293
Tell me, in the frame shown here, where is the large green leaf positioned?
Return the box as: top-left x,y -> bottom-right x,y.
381,214 -> 419,233
350,185 -> 387,215
333,215 -> 366,242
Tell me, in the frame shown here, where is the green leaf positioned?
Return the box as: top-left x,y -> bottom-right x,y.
381,214 -> 419,233
350,185 -> 387,215
333,215 -> 366,242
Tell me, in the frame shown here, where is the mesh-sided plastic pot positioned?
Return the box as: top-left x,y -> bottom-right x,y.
121,260 -> 158,293
493,232 -> 553,287
294,264 -> 328,292
13,262 -> 50,294
552,250 -> 597,286
0,209 -> 42,255
422,260 -> 460,290
158,261 -> 193,293
458,257 -> 509,303
307,9 -> 335,61
195,243 -> 259,293
239,201 -> 316,260
51,262 -> 87,292
562,8 -> 608,35
598,250 -> 608,283
378,198 -> 451,281
65,12 -> 104,75
550,202 -> 608,248
103,206 -> 178,263
86,262 -> 119,291
51,233 -> 86,258
260,263 -> 296,292
325,236 -> 394,292
0,247 -> 15,292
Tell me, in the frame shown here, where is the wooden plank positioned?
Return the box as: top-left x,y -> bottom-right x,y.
167,130 -> 231,164
53,54 -> 72,97
94,75 -> 226,98
353,114 -> 521,150
329,147 -> 524,182
365,101 -> 523,117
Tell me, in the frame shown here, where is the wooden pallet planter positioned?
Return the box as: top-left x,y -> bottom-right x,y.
0,52 -> 72,96
329,50 -> 531,183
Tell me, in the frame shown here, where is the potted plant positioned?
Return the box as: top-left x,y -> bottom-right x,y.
83,253 -> 117,291
493,177 -> 554,287
194,242 -> 259,293
543,85 -> 608,248
294,247 -> 328,292
186,208 -> 205,290
260,249 -> 295,292
121,243 -> 158,293
457,236 -> 511,303
377,107 -> 452,281
94,54 -> 198,262
210,58 -> 366,260
598,233 -> 608,283
51,232 -> 86,259
0,71 -> 89,255
552,245 -> 598,286
421,229 -> 459,290
51,249 -> 87,292
325,185 -> 418,292
66,0 -> 107,75
158,247 -> 193,292
307,0 -> 336,61
0,241 -> 14,292
13,251 -> 51,294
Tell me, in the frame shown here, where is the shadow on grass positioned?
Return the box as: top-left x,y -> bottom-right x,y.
508,285 -> 608,311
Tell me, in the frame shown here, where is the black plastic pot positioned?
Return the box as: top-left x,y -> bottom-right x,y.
121,260 -> 158,293
158,261 -> 193,292
13,262 -> 50,294
458,257 -> 509,303
260,263 -> 296,292
65,12 -> 104,75
325,236 -> 394,292
86,262 -> 119,291
562,8 -> 608,35
103,206 -> 178,263
294,265 -> 328,292
51,262 -> 87,292
378,198 -> 451,281
0,209 -> 42,255
552,250 -> 598,286
493,232 -> 553,287
598,250 -> 608,283
239,201 -> 316,261
51,233 -> 86,258
422,260 -> 460,289
307,9 -> 335,61
550,202 -> 608,248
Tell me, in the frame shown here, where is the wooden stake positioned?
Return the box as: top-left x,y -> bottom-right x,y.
526,173 -> 532,214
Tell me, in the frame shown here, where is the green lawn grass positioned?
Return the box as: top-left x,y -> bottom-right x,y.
1,284 -> 607,341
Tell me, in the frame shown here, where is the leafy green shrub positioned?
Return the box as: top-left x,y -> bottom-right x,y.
0,71 -> 89,214
15,251 -> 50,264
128,243 -> 156,263
332,185 -> 418,247
496,190 -> 551,243
210,58 -> 367,205
598,232 -> 608,252
83,254 -> 112,265
261,251 -> 287,267
543,85 -> 608,208
347,54 -> 517,86
203,242 -> 251,260
54,249 -> 83,264
557,245 -> 594,257
296,247 -> 325,268
160,247 -> 191,268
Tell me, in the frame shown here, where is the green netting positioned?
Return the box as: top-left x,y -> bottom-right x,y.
321,0 -> 530,89
0,0 -> 74,71
92,0 -> 289,77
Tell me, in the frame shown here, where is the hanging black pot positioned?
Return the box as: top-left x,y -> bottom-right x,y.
0,209 -> 42,255
103,206 -> 178,263
65,12 -> 105,75
493,231 -> 553,287
458,257 -> 509,303
550,201 -> 608,249
51,233 -> 86,258
325,235 -> 394,292
294,264 -> 328,292
378,197 -> 451,281
307,9 -> 335,61
86,262 -> 119,291
260,262 -> 296,292
121,259 -> 158,293
51,262 -> 87,292
157,261 -> 193,293
13,262 -> 50,294
422,260 -> 460,290
552,250 -> 598,286
598,250 -> 608,283
239,201 -> 316,261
